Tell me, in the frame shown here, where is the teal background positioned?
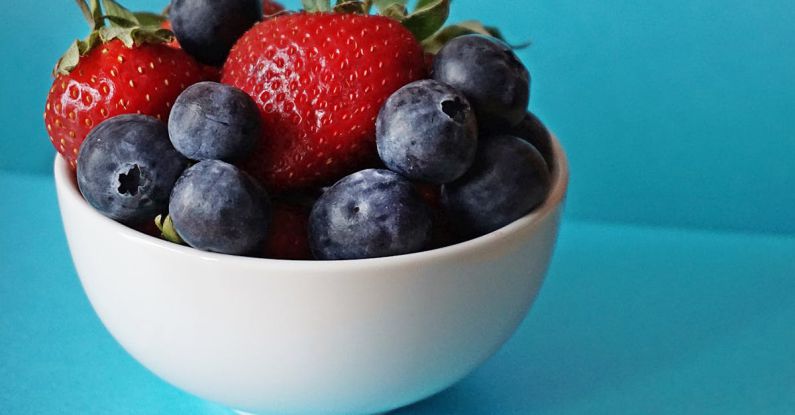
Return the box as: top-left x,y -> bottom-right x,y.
2,1 -> 795,414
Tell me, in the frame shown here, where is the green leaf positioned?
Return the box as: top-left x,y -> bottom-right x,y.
89,0 -> 104,29
101,0 -> 139,25
76,0 -> 104,30
510,39 -> 532,50
98,25 -> 173,48
56,41 -> 82,75
99,25 -> 134,46
401,0 -> 450,41
75,0 -> 94,26
155,215 -> 185,245
414,0 -> 436,9
421,20 -> 509,54
301,0 -> 332,12
132,28 -> 175,45
380,3 -> 408,20
373,0 -> 406,12
104,15 -> 139,28
81,30 -> 103,53
55,30 -> 105,75
56,0 -> 177,76
334,0 -> 368,14
133,12 -> 167,28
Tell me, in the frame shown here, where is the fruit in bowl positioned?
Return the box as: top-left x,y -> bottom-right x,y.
53,139 -> 568,415
47,0 -> 569,413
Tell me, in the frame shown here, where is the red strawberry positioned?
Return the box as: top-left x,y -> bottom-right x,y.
44,1 -> 212,169
222,12 -> 425,191
412,183 -> 464,249
424,52 -> 435,74
416,184 -> 464,249
415,183 -> 441,210
262,0 -> 285,16
134,217 -> 162,238
262,203 -> 312,260
160,20 -> 181,49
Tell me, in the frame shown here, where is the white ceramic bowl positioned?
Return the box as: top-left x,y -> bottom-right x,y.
55,136 -> 569,415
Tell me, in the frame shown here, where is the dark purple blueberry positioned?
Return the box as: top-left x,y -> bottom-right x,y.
505,112 -> 554,170
77,115 -> 189,224
169,160 -> 271,255
168,82 -> 260,162
169,0 -> 261,66
309,169 -> 432,260
442,135 -> 550,238
432,35 -> 530,130
376,80 -> 478,184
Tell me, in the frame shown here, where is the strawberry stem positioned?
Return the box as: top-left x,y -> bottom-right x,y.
75,0 -> 95,27
301,0 -> 331,12
74,0 -> 105,31
55,0 -> 173,76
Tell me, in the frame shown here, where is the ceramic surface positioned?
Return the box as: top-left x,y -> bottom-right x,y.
55,136 -> 569,415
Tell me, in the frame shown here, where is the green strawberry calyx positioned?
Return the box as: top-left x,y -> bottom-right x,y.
55,0 -> 173,76
154,214 -> 185,245
300,0 -> 514,53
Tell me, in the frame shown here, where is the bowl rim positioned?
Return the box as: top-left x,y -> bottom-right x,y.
55,134 -> 569,271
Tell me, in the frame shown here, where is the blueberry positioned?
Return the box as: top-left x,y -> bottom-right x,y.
169,160 -> 271,255
376,80 -> 478,184
309,169 -> 432,260
506,112 -> 554,170
442,135 -> 550,237
77,115 -> 188,223
169,0 -> 261,66
168,82 -> 261,162
432,35 -> 530,130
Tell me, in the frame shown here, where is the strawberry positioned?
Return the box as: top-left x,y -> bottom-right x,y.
221,12 -> 425,191
415,183 -> 442,210
413,183 -> 464,249
160,20 -> 181,49
262,203 -> 312,260
423,52 -> 435,74
262,0 -> 285,16
44,0 -> 212,169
